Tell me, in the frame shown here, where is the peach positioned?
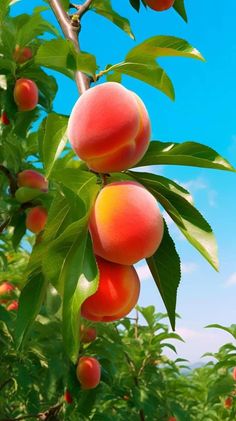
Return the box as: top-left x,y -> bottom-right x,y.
224,397 -> 233,409
80,325 -> 97,343
233,367 -> 236,381
17,170 -> 48,192
76,356 -> 101,389
68,82 -> 151,172
13,78 -> 38,111
144,0 -> 175,11
7,300 -> 18,311
0,282 -> 15,295
64,389 -> 73,404
13,45 -> 33,64
168,418 -> 177,421
81,257 -> 140,322
26,207 -> 47,234
1,112 -> 10,125
89,181 -> 164,265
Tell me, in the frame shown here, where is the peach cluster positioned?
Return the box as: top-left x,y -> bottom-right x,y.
68,82 -> 164,390
16,169 -> 48,233
0,281 -> 18,311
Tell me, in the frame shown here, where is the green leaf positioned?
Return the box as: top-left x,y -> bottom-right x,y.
134,141 -> 236,172
146,221 -> 181,330
62,234 -> 99,362
130,171 -> 219,270
0,58 -> 16,75
129,0 -> 140,12
12,213 -> 26,250
170,401 -> 192,421
0,0 -> 10,24
205,324 -> 236,340
173,0 -> 188,22
207,376 -> 234,402
105,61 -> 174,99
91,0 -> 134,39
126,35 -> 204,63
35,39 -> 97,78
16,11 -> 58,46
14,273 -> 48,349
40,113 -> 68,178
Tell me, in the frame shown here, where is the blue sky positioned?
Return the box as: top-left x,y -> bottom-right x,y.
12,0 -> 236,362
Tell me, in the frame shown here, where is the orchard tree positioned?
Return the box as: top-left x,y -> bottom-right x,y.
0,0 -> 235,419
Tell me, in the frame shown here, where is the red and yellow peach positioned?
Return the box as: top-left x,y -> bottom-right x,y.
13,45 -> 33,64
26,206 -> 47,234
80,325 -> 97,343
89,181 -> 164,265
81,257 -> 140,322
68,82 -> 151,172
13,78 -> 38,111
144,0 -> 175,11
1,112 -> 10,125
76,356 -> 101,389
17,170 -> 48,192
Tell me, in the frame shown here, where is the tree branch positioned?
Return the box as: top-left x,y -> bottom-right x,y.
0,402 -> 63,421
48,0 -> 92,94
0,165 -> 17,196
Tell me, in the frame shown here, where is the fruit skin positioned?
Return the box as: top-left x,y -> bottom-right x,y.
13,45 -> 33,64
1,112 -> 10,125
13,78 -> 38,111
26,207 -> 47,234
0,282 -> 15,296
89,181 -> 164,265
233,367 -> 236,381
81,257 -> 140,322
80,325 -> 97,343
64,389 -> 73,404
17,170 -> 48,192
224,397 -> 233,409
76,356 -> 101,389
7,300 -> 18,311
168,417 -> 177,421
144,0 -> 175,11
68,82 -> 151,173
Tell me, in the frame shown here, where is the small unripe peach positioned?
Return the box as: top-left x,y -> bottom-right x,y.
64,389 -> 73,404
7,300 -> 18,311
81,257 -> 140,322
76,356 -> 101,389
26,207 -> 47,234
1,112 -> 10,125
233,367 -> 236,381
144,0 -> 175,11
13,45 -> 33,64
224,397 -> 233,409
80,325 -> 97,343
68,82 -> 151,173
0,282 -> 15,296
17,170 -> 48,192
89,181 -> 164,265
14,78 -> 38,111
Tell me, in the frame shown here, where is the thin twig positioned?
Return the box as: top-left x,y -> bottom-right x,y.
0,165 -> 17,196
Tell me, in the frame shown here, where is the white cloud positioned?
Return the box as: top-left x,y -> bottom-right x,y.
225,272 -> 236,287
132,165 -> 163,174
181,262 -> 198,274
175,177 -> 207,192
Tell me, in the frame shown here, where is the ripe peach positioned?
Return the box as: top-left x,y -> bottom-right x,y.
26,207 -> 47,234
0,282 -> 15,295
144,0 -> 175,11
64,389 -> 73,404
80,325 -> 97,343
13,78 -> 38,111
13,45 -> 33,64
233,367 -> 236,381
7,300 -> 18,311
81,257 -> 140,322
68,82 -> 151,173
168,417 -> 177,421
1,112 -> 10,125
17,170 -> 48,192
89,181 -> 164,265
76,356 -> 101,389
224,397 -> 233,409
